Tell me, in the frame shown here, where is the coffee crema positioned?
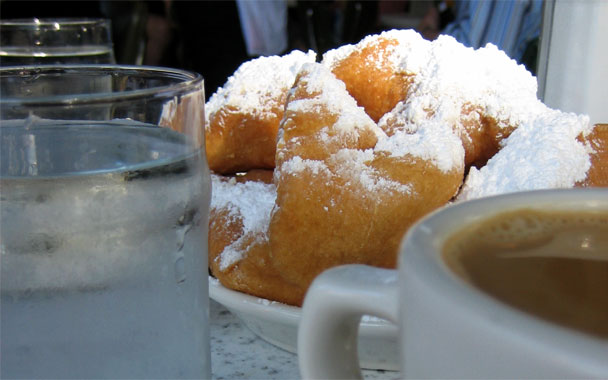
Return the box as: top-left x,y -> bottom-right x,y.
443,209 -> 608,339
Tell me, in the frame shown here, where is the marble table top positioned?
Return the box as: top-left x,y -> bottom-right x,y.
210,300 -> 400,379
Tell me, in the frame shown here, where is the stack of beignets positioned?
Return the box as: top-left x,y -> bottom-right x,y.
207,30 -> 608,306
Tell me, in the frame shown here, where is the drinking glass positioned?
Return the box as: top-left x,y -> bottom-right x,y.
0,18 -> 115,65
0,66 -> 210,379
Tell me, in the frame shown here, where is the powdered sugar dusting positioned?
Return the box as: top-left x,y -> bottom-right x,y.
205,50 -> 316,128
211,175 -> 276,270
458,108 -> 592,200
329,29 -> 589,192
279,152 -> 412,195
280,156 -> 330,177
287,62 -> 383,139
330,149 -> 412,194
377,103 -> 464,173
322,29 -> 430,75
371,32 -> 545,145
278,62 -> 417,194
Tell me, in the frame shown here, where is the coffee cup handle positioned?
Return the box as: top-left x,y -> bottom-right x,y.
298,264 -> 399,379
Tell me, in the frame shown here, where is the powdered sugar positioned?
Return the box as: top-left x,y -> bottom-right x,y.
329,148 -> 413,194
458,108 -> 593,200
422,36 -> 543,129
377,103 -> 465,173
280,156 -> 329,177
278,62 -> 418,194
286,62 -> 383,139
363,33 -> 545,147
279,150 -> 412,195
323,30 -> 593,196
323,29 -> 430,75
324,30 -> 545,154
210,175 -> 276,270
205,50 -> 316,128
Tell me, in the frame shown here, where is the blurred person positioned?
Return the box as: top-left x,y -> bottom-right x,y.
99,1 -> 148,65
169,0 -> 380,97
236,0 -> 288,57
141,1 -> 177,67
418,0 -> 543,74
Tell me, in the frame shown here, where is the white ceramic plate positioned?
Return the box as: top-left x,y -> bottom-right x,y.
209,276 -> 399,371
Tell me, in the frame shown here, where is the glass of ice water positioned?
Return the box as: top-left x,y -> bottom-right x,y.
0,66 -> 210,379
0,18 -> 115,65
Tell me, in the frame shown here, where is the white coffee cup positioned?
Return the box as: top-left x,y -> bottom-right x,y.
298,188 -> 608,379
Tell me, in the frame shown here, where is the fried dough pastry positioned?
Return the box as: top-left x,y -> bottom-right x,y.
209,62 -> 464,304
208,173 -> 305,305
322,33 -> 419,123
269,63 -> 464,289
323,30 -> 539,169
208,31 -> 607,306
205,50 -> 316,174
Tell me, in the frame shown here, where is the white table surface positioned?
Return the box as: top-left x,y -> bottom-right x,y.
210,300 -> 401,380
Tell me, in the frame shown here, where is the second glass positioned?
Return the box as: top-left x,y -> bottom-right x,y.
0,18 -> 115,65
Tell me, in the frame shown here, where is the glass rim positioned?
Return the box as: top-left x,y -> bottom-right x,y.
0,18 -> 111,28
0,65 -> 204,106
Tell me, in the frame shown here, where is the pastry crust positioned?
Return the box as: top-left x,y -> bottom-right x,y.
580,123 -> 608,187
205,50 -> 316,174
208,172 -> 305,305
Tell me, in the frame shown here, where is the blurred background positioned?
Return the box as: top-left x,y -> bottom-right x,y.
0,0 -> 542,100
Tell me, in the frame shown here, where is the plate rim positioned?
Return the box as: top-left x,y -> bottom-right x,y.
209,276 -> 397,333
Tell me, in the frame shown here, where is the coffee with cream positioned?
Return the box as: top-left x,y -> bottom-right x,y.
443,209 -> 608,339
